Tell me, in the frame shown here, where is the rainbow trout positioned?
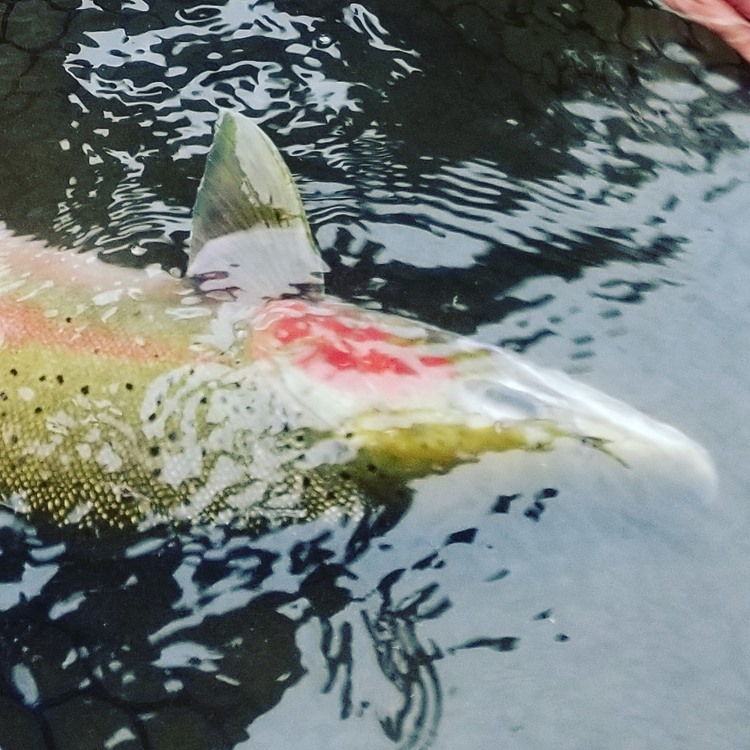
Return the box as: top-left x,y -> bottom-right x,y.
0,112 -> 714,531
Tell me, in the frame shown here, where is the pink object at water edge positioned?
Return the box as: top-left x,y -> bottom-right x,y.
661,0 -> 750,61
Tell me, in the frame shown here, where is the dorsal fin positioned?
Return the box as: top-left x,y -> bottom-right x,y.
188,112 -> 327,305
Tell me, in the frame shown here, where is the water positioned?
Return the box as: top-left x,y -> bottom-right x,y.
0,1 -> 748,747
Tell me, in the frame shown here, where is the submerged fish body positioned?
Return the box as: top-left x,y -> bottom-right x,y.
0,113 -> 714,531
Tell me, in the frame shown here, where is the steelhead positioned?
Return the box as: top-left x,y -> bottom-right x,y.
0,112 -> 714,531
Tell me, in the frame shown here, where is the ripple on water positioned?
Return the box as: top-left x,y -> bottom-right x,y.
0,1 -> 746,748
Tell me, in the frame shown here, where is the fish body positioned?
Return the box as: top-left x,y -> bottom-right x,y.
0,113 -> 714,531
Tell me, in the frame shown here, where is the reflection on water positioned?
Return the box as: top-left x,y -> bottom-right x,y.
0,450 -> 708,750
0,483 -> 536,749
0,0 -> 748,748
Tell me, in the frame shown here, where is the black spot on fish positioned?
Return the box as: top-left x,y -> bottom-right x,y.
125,382 -> 133,390
9,369 -> 17,377
38,375 -> 46,382
34,407 -> 42,414
149,446 -> 160,457
555,634 -> 570,642
147,413 -> 156,422
64,316 -> 72,323
167,431 -> 177,442
56,375 -> 64,384
0,392 -> 7,401
80,386 -> 89,395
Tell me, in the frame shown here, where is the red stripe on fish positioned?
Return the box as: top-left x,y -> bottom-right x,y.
251,299 -> 455,385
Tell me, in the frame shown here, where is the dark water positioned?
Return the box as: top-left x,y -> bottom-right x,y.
0,1 -> 748,748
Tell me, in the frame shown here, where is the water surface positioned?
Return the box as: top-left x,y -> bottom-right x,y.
0,1 -> 748,748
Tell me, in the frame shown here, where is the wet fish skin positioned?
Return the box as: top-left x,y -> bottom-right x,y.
0,241 -> 559,531
0,113 -> 715,531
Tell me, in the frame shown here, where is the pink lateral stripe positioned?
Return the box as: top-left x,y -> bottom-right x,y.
252,299 -> 455,384
0,300 -> 186,363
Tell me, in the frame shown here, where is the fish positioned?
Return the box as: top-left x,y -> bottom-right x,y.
659,0 -> 750,63
0,111 -> 715,532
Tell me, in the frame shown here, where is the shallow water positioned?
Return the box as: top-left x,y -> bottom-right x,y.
0,1 -> 748,748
